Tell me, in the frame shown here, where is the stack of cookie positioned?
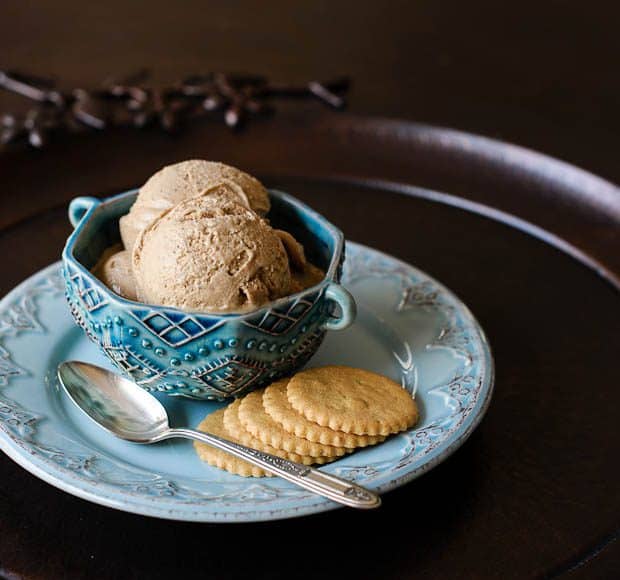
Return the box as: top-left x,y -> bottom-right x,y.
194,366 -> 419,477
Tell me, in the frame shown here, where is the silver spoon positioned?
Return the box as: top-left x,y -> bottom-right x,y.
57,361 -> 381,510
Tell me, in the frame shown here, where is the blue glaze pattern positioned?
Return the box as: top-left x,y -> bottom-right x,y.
62,189 -> 356,400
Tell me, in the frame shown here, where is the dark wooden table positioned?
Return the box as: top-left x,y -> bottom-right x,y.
0,2 -> 618,579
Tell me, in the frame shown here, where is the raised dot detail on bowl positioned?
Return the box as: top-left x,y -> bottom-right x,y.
177,382 -> 188,388
170,358 -> 181,367
61,187 -> 348,402
154,347 -> 166,356
191,388 -> 200,394
142,339 -> 152,349
114,316 -> 123,326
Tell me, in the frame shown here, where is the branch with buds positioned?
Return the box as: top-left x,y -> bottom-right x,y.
0,70 -> 350,148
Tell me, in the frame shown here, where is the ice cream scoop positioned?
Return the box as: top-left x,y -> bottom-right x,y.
91,245 -> 138,301
276,229 -> 307,270
119,160 -> 270,252
132,196 -> 291,313
276,229 -> 325,292
291,263 -> 325,293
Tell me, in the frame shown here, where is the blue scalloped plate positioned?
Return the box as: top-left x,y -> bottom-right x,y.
0,243 -> 493,522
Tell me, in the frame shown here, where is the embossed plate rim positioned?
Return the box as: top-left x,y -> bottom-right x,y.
0,243 -> 494,522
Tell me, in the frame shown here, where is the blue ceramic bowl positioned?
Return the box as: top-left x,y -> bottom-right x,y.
62,189 -> 356,400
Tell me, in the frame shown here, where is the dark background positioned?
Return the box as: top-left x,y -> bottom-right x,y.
0,0 -> 618,182
0,2 -> 618,579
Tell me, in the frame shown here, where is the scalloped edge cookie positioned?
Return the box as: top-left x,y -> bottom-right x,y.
287,366 -> 418,436
263,379 -> 386,447
237,389 -> 347,457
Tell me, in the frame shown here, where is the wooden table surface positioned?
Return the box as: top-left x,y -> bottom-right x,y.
0,2 -> 618,579
2,0 -> 619,183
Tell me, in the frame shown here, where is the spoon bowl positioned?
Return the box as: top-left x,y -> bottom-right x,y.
58,361 -> 170,442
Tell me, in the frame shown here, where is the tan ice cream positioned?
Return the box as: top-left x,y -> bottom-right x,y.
91,245 -> 138,301
276,229 -> 307,270
291,262 -> 325,293
119,160 -> 270,252
132,196 -> 291,313
276,229 -> 325,292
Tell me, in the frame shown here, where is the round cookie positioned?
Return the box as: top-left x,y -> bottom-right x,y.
223,399 -> 336,466
287,366 -> 418,436
263,379 -> 386,447
237,390 -> 348,458
194,408 -> 268,477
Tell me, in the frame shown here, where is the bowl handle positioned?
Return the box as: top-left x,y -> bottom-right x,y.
68,196 -> 100,228
321,283 -> 357,331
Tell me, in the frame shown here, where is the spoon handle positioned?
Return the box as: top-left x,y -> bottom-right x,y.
165,427 -> 381,509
